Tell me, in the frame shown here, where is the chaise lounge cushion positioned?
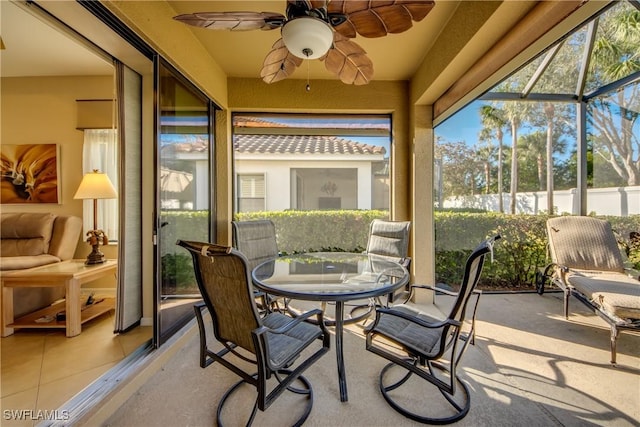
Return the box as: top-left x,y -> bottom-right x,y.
565,270 -> 640,320
548,216 -> 625,272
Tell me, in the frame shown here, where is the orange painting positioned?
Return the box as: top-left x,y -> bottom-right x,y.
0,144 -> 60,204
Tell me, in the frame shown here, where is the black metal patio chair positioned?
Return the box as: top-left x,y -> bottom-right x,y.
365,235 -> 500,424
232,219 -> 283,311
177,240 -> 330,426
366,219 -> 412,304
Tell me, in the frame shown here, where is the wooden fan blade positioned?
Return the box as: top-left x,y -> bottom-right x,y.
322,33 -> 373,85
261,39 -> 303,84
173,11 -> 286,31
328,1 -> 434,38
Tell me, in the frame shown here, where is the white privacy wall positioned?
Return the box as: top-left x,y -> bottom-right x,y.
443,186 -> 640,216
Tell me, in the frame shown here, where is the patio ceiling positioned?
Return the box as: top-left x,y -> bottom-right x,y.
165,0 -> 464,83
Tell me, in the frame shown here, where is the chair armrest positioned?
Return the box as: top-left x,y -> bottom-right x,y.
552,264 -> 570,284
375,267 -> 406,284
49,215 -> 83,260
409,284 -> 480,298
375,306 -> 462,330
400,257 -> 411,269
412,284 -> 459,296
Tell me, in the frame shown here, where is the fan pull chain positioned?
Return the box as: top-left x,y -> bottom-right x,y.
306,59 -> 311,92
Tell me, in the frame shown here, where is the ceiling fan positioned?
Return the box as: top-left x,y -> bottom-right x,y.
174,0 -> 434,86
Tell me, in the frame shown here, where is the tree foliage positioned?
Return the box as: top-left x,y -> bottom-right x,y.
436,0 -> 639,199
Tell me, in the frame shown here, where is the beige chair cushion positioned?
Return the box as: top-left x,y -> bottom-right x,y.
0,213 -> 56,257
0,255 -> 61,271
566,270 -> 640,319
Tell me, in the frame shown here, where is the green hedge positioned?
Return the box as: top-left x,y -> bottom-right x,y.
434,212 -> 639,289
162,210 -> 640,290
235,210 -> 388,253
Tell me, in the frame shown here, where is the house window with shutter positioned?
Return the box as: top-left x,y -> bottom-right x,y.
237,174 -> 265,212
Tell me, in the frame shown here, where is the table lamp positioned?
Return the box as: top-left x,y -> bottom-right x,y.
73,169 -> 117,264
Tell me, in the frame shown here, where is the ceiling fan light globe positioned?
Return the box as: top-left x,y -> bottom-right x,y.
281,17 -> 333,60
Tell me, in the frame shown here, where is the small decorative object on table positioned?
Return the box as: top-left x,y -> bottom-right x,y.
85,229 -> 109,265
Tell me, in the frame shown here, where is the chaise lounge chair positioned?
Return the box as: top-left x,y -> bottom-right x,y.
543,216 -> 640,364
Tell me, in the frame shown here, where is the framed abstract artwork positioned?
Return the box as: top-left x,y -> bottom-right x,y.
0,143 -> 61,204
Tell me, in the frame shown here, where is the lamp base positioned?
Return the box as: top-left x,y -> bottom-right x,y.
85,244 -> 106,265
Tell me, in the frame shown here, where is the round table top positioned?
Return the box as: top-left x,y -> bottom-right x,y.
252,252 -> 409,302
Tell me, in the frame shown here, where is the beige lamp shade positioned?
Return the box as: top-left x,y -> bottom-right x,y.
74,170 -> 117,200
74,170 -> 116,265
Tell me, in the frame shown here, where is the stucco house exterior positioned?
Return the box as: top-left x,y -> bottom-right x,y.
234,134 -> 388,212
167,133 -> 388,212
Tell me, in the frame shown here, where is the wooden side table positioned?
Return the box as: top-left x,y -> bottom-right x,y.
1,259 -> 117,337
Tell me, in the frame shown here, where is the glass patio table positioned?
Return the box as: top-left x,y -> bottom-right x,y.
252,252 -> 409,402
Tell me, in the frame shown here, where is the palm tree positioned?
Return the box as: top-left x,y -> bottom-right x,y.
474,143 -> 497,194
520,131 -> 547,191
479,105 -> 507,212
501,101 -> 533,213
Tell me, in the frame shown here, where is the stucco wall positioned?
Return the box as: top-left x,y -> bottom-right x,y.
236,158 -> 376,211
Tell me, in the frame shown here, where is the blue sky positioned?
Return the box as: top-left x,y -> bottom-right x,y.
347,102 -> 485,153
435,101 -> 483,145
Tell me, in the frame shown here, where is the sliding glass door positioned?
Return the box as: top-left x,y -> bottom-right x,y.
155,59 -> 215,345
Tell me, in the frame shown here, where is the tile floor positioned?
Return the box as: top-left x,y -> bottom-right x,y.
1,311 -> 151,427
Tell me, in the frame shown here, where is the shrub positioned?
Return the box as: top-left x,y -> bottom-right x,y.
235,210 -> 387,254
161,253 -> 196,294
161,209 -> 639,291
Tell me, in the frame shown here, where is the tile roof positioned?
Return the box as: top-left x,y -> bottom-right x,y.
233,116 -> 288,128
234,134 -> 386,155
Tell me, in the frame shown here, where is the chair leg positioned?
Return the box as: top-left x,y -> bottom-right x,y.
216,378 -> 260,427
378,362 -> 471,425
193,302 -> 213,368
216,373 -> 313,427
563,288 -> 570,319
610,326 -> 618,365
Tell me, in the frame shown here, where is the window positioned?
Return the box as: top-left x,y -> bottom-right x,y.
237,174 -> 265,212
81,128 -> 118,240
232,113 -> 392,253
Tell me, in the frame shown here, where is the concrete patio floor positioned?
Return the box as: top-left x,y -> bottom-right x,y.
103,292 -> 639,426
